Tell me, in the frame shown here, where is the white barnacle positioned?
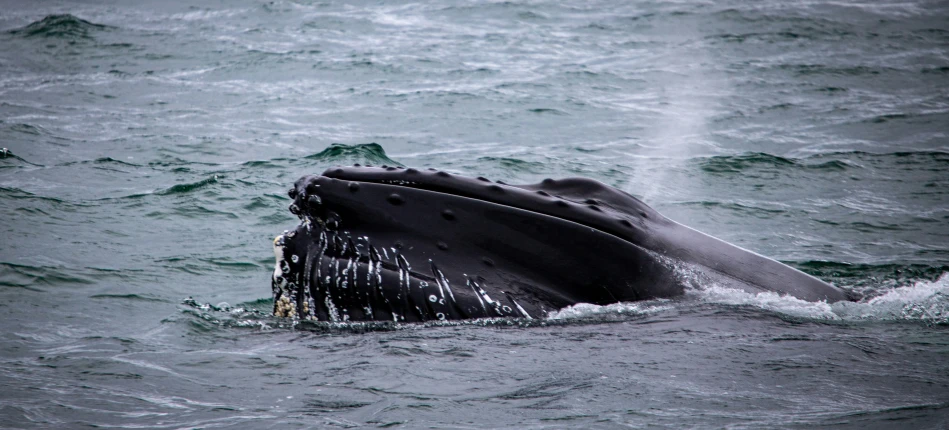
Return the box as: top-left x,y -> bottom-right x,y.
429,294 -> 437,303
291,255 -> 299,263
325,296 -> 341,322
274,296 -> 297,318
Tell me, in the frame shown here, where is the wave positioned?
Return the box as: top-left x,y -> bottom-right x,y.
699,152 -> 843,174
304,143 -> 402,167
9,14 -> 110,40
154,175 -> 221,196
0,147 -> 43,167
475,156 -> 545,173
696,150 -> 949,175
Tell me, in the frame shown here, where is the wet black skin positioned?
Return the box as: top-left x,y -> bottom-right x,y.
272,165 -> 851,322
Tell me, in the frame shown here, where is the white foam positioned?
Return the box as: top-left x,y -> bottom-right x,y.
547,301 -> 673,320
693,285 -> 840,320
834,273 -> 949,324
691,272 -> 949,324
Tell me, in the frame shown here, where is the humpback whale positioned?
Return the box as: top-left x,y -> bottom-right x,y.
271,165 -> 850,322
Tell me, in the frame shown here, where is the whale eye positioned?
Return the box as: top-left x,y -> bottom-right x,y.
436,241 -> 449,251
441,209 -> 456,221
288,188 -> 298,199
536,190 -> 550,197
348,182 -> 360,192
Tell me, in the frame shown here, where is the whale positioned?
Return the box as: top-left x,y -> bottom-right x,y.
271,165 -> 850,322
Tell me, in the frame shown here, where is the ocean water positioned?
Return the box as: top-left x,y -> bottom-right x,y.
1,0 -> 948,428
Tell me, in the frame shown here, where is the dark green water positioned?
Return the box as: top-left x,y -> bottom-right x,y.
1,1 -> 948,428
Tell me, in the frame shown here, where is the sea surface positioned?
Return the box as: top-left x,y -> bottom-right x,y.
1,0 -> 948,428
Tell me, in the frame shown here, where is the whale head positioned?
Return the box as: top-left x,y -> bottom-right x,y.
271,165 -> 684,322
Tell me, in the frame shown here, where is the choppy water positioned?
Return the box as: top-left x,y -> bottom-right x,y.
1,0 -> 948,428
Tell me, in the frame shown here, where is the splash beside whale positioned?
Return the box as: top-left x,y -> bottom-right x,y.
271,166 -> 850,322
